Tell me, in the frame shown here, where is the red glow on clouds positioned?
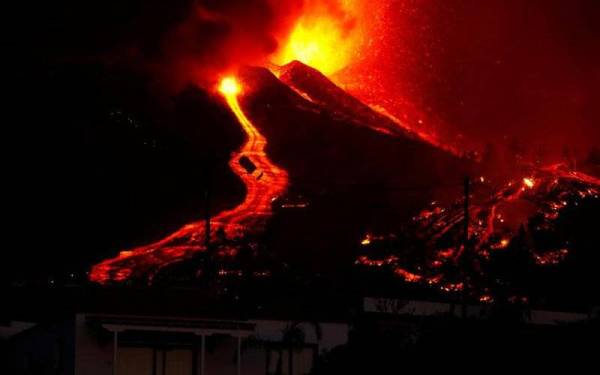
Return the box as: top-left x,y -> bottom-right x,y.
271,0 -> 368,75
270,0 -> 458,152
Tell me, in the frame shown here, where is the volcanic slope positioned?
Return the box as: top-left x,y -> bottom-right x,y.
89,61 -> 476,284
236,63 -> 476,270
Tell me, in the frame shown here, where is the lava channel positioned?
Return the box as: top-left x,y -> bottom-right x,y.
89,77 -> 288,284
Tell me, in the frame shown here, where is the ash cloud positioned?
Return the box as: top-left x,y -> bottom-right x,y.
8,0 -> 302,87
148,0 -> 305,90
142,0 -> 359,90
10,0 -> 354,91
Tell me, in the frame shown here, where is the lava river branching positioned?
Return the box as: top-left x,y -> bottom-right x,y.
89,77 -> 288,284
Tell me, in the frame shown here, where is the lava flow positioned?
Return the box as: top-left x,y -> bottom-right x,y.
89,77 -> 288,283
357,164 -> 600,295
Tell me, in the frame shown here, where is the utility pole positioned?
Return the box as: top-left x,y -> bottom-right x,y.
463,176 -> 470,251
461,176 -> 470,318
204,157 -> 212,253
203,157 -> 216,285
204,186 -> 211,252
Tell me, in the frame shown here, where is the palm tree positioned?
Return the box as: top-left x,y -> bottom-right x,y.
238,321 -> 323,375
277,321 -> 322,375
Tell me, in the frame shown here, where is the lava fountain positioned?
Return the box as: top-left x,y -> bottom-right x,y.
89,77 -> 288,283
269,0 -> 457,154
271,0 -> 367,76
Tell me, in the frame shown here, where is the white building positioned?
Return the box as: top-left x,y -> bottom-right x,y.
6,313 -> 349,375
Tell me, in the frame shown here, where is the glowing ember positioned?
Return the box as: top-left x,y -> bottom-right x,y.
491,238 -> 510,250
89,76 -> 288,283
440,282 -> 464,293
356,255 -> 398,267
523,177 -> 535,189
395,268 -> 423,283
534,249 -> 570,266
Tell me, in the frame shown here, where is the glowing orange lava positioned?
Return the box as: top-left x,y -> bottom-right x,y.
272,0 -> 367,76
523,177 -> 535,189
357,163 -> 600,294
89,77 -> 288,283
219,76 -> 241,96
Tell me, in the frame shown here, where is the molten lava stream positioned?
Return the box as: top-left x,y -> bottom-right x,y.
89,77 -> 288,284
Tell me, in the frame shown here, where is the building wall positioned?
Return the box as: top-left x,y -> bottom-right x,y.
363,297 -> 593,325
8,319 -> 75,375
74,314 -> 113,375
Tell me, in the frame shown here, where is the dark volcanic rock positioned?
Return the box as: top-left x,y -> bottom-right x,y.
278,61 -> 413,138
237,65 -> 476,268
6,63 -> 245,280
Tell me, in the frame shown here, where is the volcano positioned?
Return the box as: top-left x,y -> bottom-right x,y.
89,61 -> 475,284
275,61 -> 457,154
88,60 -> 600,307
